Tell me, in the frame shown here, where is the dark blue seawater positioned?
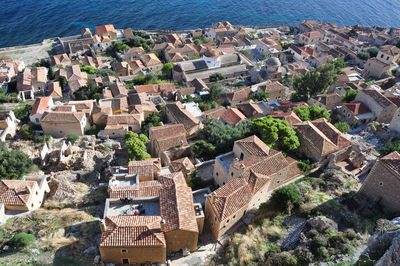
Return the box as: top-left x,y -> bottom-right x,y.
1,0 -> 400,48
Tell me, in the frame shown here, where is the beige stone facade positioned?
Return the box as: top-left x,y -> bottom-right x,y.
41,111 -> 87,138
359,152 -> 400,213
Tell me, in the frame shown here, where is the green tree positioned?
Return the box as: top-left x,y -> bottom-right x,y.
367,47 -> 379,58
298,159 -> 313,173
161,63 -> 173,79
343,89 -> 358,102
334,122 -> 350,132
209,73 -> 224,82
294,105 -> 330,121
191,140 -> 216,160
14,104 -> 32,124
251,116 -> 300,151
270,184 -> 301,211
80,65 -> 98,74
106,41 -> 130,56
379,140 -> 400,157
250,91 -> 269,101
74,80 -> 102,100
0,143 -> 33,180
357,52 -> 370,61
208,84 -> 225,102
124,131 -> 151,161
141,112 -> 162,136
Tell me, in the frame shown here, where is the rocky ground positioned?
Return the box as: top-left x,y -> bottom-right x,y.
0,39 -> 54,65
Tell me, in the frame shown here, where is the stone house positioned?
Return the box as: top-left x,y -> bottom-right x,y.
135,83 -> 176,100
308,93 -> 343,110
50,53 -> 71,68
127,158 -> 161,182
140,53 -> 163,73
363,57 -> 390,79
48,81 -> 63,100
165,102 -> 203,137
213,135 -> 302,188
225,87 -> 252,105
0,176 -> 50,211
95,24 -> 117,40
253,80 -> 290,101
270,110 -> 303,126
112,62 -> 132,77
124,47 -> 145,61
57,65 -> 88,93
359,151 -> 400,213
294,118 -> 352,162
17,67 -> 48,100
0,110 -> 19,142
100,172 -> 201,264
337,102 -> 375,127
41,111 -> 87,138
99,114 -> 141,139
298,31 -> 322,45
355,88 -> 398,123
148,124 -> 189,165
389,108 -> 400,135
236,100 -> 265,119
30,96 -> 55,125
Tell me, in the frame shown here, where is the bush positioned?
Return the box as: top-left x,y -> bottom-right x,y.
270,184 -> 301,211
343,89 -> 358,102
35,135 -> 51,143
294,246 -> 314,265
379,140 -> 400,157
357,52 -> 370,61
19,125 -> 34,140
191,140 -> 216,161
209,73 -> 224,82
0,143 -> 33,180
66,133 -> 79,144
298,160 -> 312,173
266,252 -> 298,266
334,122 -> 350,132
11,233 -> 35,247
124,131 -> 151,161
294,105 -> 330,121
187,170 -> 207,190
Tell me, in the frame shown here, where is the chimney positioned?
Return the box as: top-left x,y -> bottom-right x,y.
100,219 -> 106,232
160,219 -> 166,232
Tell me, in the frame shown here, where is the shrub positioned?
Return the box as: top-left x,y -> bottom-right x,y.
334,122 -> 350,132
315,247 -> 330,260
19,126 -> 34,140
191,140 -> 216,161
209,73 -> 224,82
66,133 -> 79,144
187,170 -> 206,190
379,140 -> 400,157
0,143 -> 33,180
11,233 -> 35,247
294,246 -> 314,265
266,252 -> 298,266
298,160 -> 312,173
270,184 -> 301,211
124,131 -> 151,161
343,89 -> 358,102
357,52 -> 370,61
294,105 -> 330,121
35,135 -> 51,143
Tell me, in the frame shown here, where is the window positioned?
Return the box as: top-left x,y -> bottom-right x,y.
216,172 -> 219,177
231,172 -> 233,177
121,249 -> 128,253
233,215 -> 236,219
226,219 -> 230,224
122,259 -> 129,264
387,56 -> 390,60
240,153 -> 244,160
380,182 -> 383,186
381,54 -> 384,58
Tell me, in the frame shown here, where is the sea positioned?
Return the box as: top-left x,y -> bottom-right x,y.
1,0 -> 400,48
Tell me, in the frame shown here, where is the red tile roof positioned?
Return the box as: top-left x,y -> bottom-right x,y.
343,102 -> 371,115
0,180 -> 36,206
31,96 -> 52,115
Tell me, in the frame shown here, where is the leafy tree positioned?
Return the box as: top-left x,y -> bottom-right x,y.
278,41 -> 291,50
282,75 -> 293,88
96,68 -> 117,77
209,73 -> 224,82
161,63 -> 173,79
74,80 -> 102,100
0,143 -> 33,180
294,105 -> 330,121
251,116 -> 300,151
66,133 -> 79,144
187,170 -> 207,190
347,28 -> 357,37
141,112 -> 162,136
35,135 -> 51,143
270,184 -> 301,211
250,91 -> 269,101
124,131 -> 151,161
80,65 -> 98,74
30,58 -> 50,68
343,89 -> 358,102
200,119 -> 252,154
379,140 -> 400,157
208,84 -> 226,102
0,88 -> 19,103
298,160 -> 313,173
106,41 -> 130,56
367,47 -> 379,58
191,140 -> 216,160
14,104 -> 32,124
357,52 -> 370,61
124,36 -> 153,50
334,122 -> 350,132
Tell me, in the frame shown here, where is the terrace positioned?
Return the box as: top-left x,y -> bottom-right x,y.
104,197 -> 160,218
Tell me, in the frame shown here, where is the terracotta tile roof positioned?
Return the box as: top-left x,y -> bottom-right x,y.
41,111 -> 85,123
149,124 -> 188,153
135,83 -> 176,95
159,172 -> 198,233
140,53 -> 162,67
128,158 -> 160,178
106,114 -> 140,126
361,89 -> 394,108
343,102 -> 371,115
110,82 -> 128,97
109,180 -> 162,198
100,216 -> 165,247
53,105 -> 75,112
202,106 -> 226,119
247,170 -> 271,195
234,135 -> 271,157
166,102 -> 201,131
312,118 -> 352,149
380,151 -> 400,176
170,157 -> 195,173
259,81 -> 288,94
95,24 -> 116,36
380,45 -> 400,57
0,180 -> 36,206
386,96 -> 400,108
220,108 -> 246,125
207,178 -> 253,221
51,53 -> 70,65
271,111 -> 303,125
236,100 -> 264,118
227,87 -> 252,103
31,96 -> 52,115
48,82 -> 62,98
